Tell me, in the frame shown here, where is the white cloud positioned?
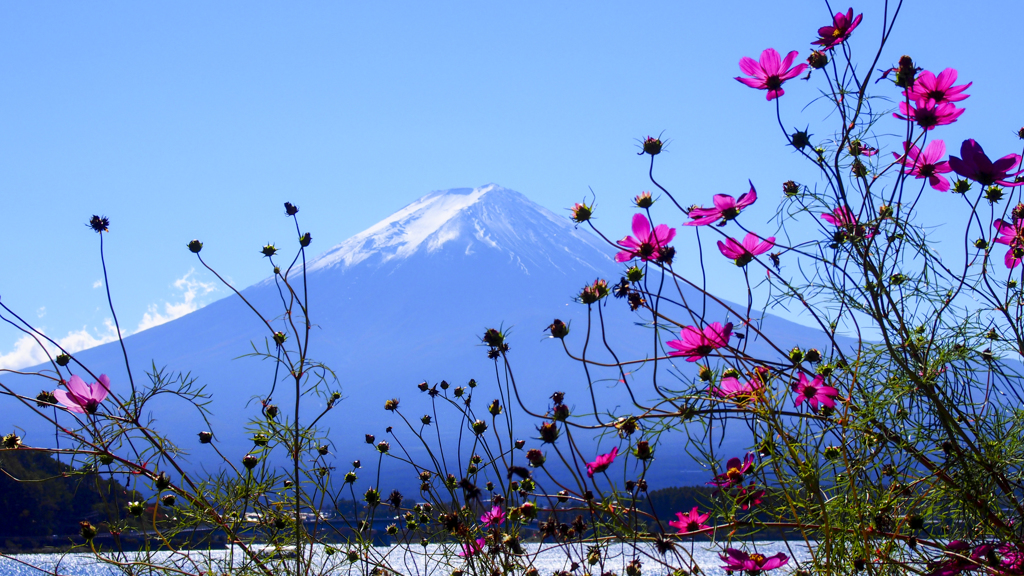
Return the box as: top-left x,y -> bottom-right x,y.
135,269 -> 217,333
36,307 -> 45,319
0,269 -> 217,370
93,280 -> 103,289
0,320 -> 121,371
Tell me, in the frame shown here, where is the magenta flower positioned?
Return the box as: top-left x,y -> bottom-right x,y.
709,453 -> 755,489
949,139 -> 1024,187
812,8 -> 863,50
586,447 -> 618,478
736,483 -> 766,510
712,376 -> 763,402
792,373 -> 838,412
666,322 -> 733,362
458,537 -> 486,557
615,213 -> 677,263
993,217 -> 1024,269
906,68 -> 971,105
686,182 -> 758,226
480,505 -> 505,527
54,374 -> 111,414
893,140 -> 952,192
720,549 -> 789,572
736,49 -> 808,101
821,206 -> 875,240
668,507 -> 710,534
717,233 -> 775,267
894,98 -> 964,130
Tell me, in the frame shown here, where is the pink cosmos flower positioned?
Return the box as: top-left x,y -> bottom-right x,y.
821,207 -> 875,240
480,505 -> 505,527
720,549 -> 789,572
712,376 -> 763,402
54,374 -> 111,414
949,139 -> 1024,187
458,537 -> 486,557
792,373 -> 838,412
709,453 -> 755,489
993,217 -> 1024,269
666,322 -> 733,362
894,140 -> 952,192
736,483 -> 766,510
812,8 -> 863,50
687,182 -> 758,226
717,233 -> 775,267
736,49 -> 808,101
586,447 -> 618,478
615,214 -> 677,263
893,98 -> 964,130
668,507 -> 710,534
906,68 -> 971,105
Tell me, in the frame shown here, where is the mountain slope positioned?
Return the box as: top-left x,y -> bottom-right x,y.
11,185 -> 831,493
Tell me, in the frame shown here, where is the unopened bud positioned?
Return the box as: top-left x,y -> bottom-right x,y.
188,240 -> 203,253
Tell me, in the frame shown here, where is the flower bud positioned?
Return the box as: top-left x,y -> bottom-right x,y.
261,244 -> 278,257
420,415 -> 432,425
80,521 -> 97,541
807,50 -> 828,69
616,416 -> 638,437
471,420 -> 488,435
951,178 -> 971,194
538,421 -> 559,444
896,55 -> 916,88
2,434 -> 20,449
782,180 -> 800,197
242,454 -> 259,469
347,549 -> 360,562
790,128 -> 812,150
344,471 -> 357,484
985,186 -> 1005,203
99,454 -> 114,465
514,439 -> 525,450
89,215 -> 110,233
823,445 -> 841,461
788,347 -> 804,364
253,433 -> 268,447
365,434 -> 375,444
634,192 -> 654,208
632,440 -> 653,460
384,398 -> 399,411
641,136 -> 663,156
805,348 -> 822,363
488,399 -> 502,416
526,449 -> 546,467
187,240 -> 203,254
557,490 -> 569,503
198,431 -> 213,444
284,202 -> 299,216
417,381 -> 429,392
317,445 -> 329,456
263,404 -> 278,419
851,159 -> 867,178
127,501 -> 145,516
364,488 -> 381,506
453,386 -> 465,397
273,332 -> 287,346
36,390 -> 57,408
467,378 -> 477,388
482,329 -> 505,347
547,319 -> 569,339
377,440 -> 390,454
974,238 -> 988,250
299,232 -> 312,247
161,494 -> 176,506
552,404 -> 569,421
879,204 -> 893,219
155,471 -> 171,490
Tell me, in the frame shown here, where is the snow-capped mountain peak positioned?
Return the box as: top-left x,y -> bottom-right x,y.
307,184 -> 609,275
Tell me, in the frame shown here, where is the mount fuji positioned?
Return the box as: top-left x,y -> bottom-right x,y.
11,185 -> 827,493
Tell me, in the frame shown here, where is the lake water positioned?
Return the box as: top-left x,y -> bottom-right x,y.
3,542 -> 808,575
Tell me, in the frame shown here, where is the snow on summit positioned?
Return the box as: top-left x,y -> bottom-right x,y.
306,184 -> 611,274
308,185 -> 493,271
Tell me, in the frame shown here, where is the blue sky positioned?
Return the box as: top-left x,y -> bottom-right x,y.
2,1 -> 1022,368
